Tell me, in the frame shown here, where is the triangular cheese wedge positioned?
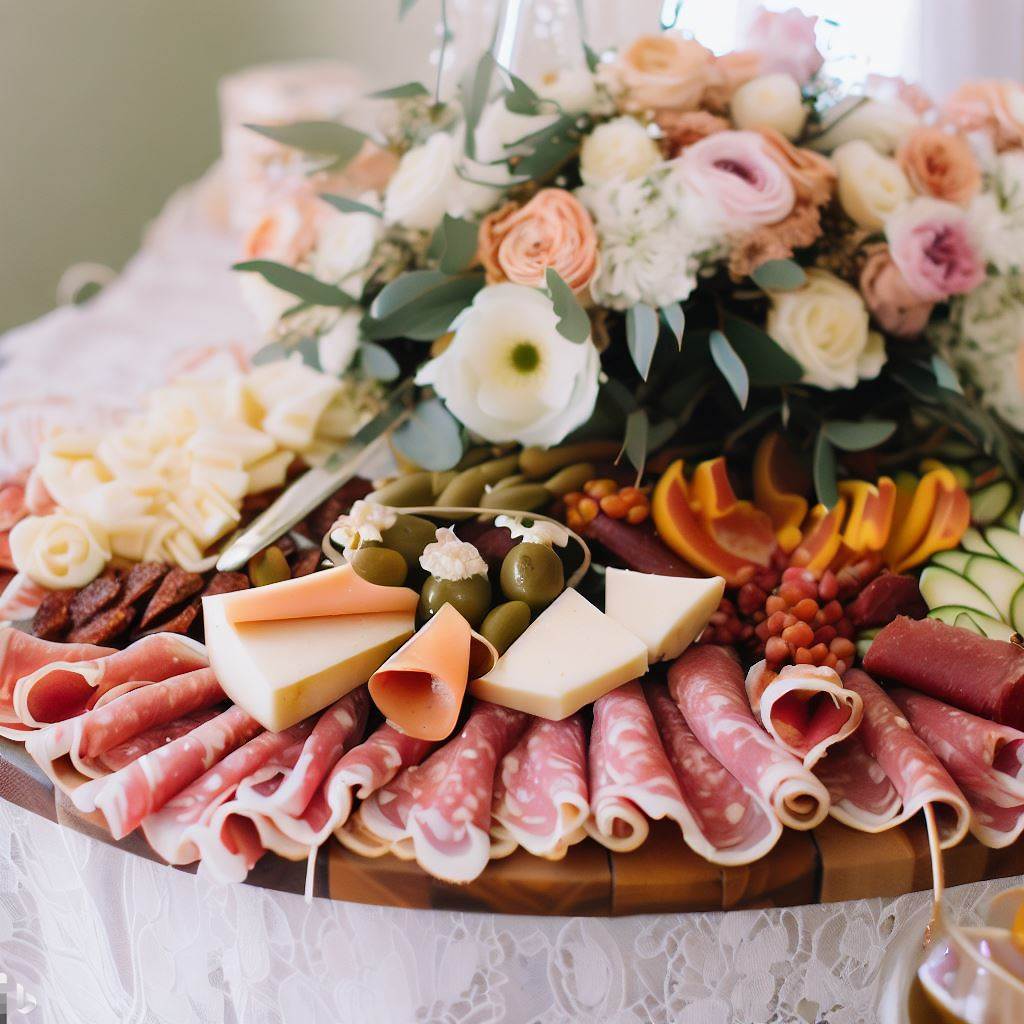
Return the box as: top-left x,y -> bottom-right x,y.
603,568 -> 725,662
221,564 -> 418,624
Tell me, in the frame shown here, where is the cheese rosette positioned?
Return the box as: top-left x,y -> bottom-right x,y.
8,513 -> 110,591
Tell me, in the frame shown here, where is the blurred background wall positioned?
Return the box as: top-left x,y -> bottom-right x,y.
2,0 -> 1023,333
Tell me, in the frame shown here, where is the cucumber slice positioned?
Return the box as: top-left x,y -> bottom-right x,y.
961,527 -> 997,556
919,565 -> 1001,618
999,506 -> 1023,531
931,550 -> 972,574
929,605 -> 1015,641
964,554 -> 1024,621
970,480 -> 1016,526
984,526 -> 1024,575
1011,585 -> 1024,635
954,612 -> 985,636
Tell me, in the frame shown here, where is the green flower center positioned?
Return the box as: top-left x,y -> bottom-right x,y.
509,341 -> 541,375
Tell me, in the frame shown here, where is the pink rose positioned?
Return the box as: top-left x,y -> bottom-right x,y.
859,244 -> 934,337
611,32 -> 717,113
677,130 -> 796,232
885,197 -> 985,302
741,6 -> 823,85
943,80 -> 1024,151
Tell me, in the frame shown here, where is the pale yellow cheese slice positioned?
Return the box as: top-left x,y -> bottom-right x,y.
603,568 -> 725,663
470,588 -> 648,720
204,593 -> 414,732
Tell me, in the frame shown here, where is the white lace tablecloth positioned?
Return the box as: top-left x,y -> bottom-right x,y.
0,172 -> 1021,1024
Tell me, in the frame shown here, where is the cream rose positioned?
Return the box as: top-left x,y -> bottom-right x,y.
767,269 -> 887,390
579,116 -> 661,185
310,198 -> 383,293
832,140 -> 912,230
415,284 -> 600,447
809,96 -> 918,154
730,73 -> 807,141
10,513 -> 110,590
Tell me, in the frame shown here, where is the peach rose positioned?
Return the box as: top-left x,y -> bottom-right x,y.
943,80 -> 1024,151
728,202 -> 822,280
656,110 -> 730,158
612,33 -> 716,113
704,50 -> 763,113
859,244 -> 934,337
759,129 -> 835,207
477,188 -> 598,293
897,127 -> 981,205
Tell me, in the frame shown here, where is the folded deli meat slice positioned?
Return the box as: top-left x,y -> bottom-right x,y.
647,682 -> 782,865
891,688 -> 1024,848
815,670 -> 970,848
491,714 -> 589,860
745,660 -> 863,769
25,667 -> 225,791
12,632 -> 208,729
355,701 -> 528,882
669,645 -> 829,830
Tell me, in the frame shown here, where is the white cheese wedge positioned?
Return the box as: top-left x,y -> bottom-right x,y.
604,568 -> 725,663
470,588 -> 648,720
204,593 -> 414,732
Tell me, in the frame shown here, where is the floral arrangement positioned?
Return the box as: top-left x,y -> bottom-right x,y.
234,4 -> 1024,502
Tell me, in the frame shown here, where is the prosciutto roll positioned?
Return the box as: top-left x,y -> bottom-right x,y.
491,714 -> 589,860
12,632 -> 208,729
647,682 -> 782,865
864,616 -> 1024,728
815,670 -> 970,848
0,575 -> 49,627
745,660 -> 863,769
71,705 -> 262,838
355,701 -> 528,882
668,646 -> 829,830
891,688 -> 1024,848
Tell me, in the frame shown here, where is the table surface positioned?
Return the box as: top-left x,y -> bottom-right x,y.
0,170 -> 1020,1024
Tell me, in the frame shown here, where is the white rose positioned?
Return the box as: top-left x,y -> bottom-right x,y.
579,117 -> 661,185
730,73 -> 808,141
767,269 -> 887,390
537,67 -> 601,114
10,513 -> 110,590
832,140 -> 912,229
310,197 -> 383,294
317,310 -> 362,376
415,283 -> 600,446
808,96 -> 918,154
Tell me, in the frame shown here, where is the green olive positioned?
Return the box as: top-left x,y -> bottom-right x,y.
518,441 -> 620,478
248,546 -> 290,587
430,470 -> 458,496
419,574 -> 492,628
380,514 -> 438,573
480,483 -> 553,512
367,472 -> 436,507
349,546 -> 408,587
544,462 -> 597,496
437,455 -> 521,510
480,601 -> 531,656
499,543 -> 564,611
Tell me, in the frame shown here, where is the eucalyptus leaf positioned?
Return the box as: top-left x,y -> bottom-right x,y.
813,430 -> 839,508
365,270 -> 484,341
367,81 -> 430,100
661,302 -> 685,350
625,303 -> 659,381
358,341 -> 401,381
931,354 -> 964,394
822,419 -> 897,451
618,408 -> 650,478
583,42 -> 600,73
319,193 -> 382,218
722,316 -> 803,386
233,260 -> 357,308
392,398 -> 464,470
503,69 -> 543,115
646,417 -> 678,453
545,268 -> 591,344
510,115 -> 580,180
245,121 -> 367,172
398,0 -> 417,17
751,259 -> 807,292
250,337 -> 320,370
251,341 -> 289,366
436,214 -> 480,275
709,329 -> 749,409
460,52 -> 496,161
603,377 -> 639,414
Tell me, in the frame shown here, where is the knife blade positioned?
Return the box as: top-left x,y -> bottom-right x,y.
215,380 -> 413,571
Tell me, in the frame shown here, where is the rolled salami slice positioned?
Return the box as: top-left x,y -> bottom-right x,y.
491,714 -> 588,859
891,688 -> 1024,848
356,701 -> 528,882
25,666 -> 225,790
668,645 -> 829,830
864,616 -> 1024,728
816,670 -> 970,848
647,682 -> 782,865
13,632 -> 208,729
72,705 -> 262,838
745,660 -> 863,769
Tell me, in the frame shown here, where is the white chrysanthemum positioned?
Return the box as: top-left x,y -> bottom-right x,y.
330,499 -> 398,558
970,150 -> 1024,274
494,515 -> 569,547
419,527 -> 488,581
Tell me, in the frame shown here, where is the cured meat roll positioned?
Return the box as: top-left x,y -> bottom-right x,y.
0,575 -> 49,628
815,670 -> 970,848
745,660 -> 863,769
491,714 -> 589,860
864,616 -> 1024,729
668,646 -> 829,830
12,632 -> 208,729
891,688 -> 1024,848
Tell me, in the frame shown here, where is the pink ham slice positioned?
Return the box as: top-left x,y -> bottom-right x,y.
355,701 -> 528,882
96,708 -> 222,772
668,646 -> 829,830
745,660 -> 863,769
891,688 -> 1024,848
491,714 -> 589,860
71,705 -> 262,838
647,682 -> 782,865
814,670 -> 970,848
24,667 -> 225,791
13,632 -> 209,729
